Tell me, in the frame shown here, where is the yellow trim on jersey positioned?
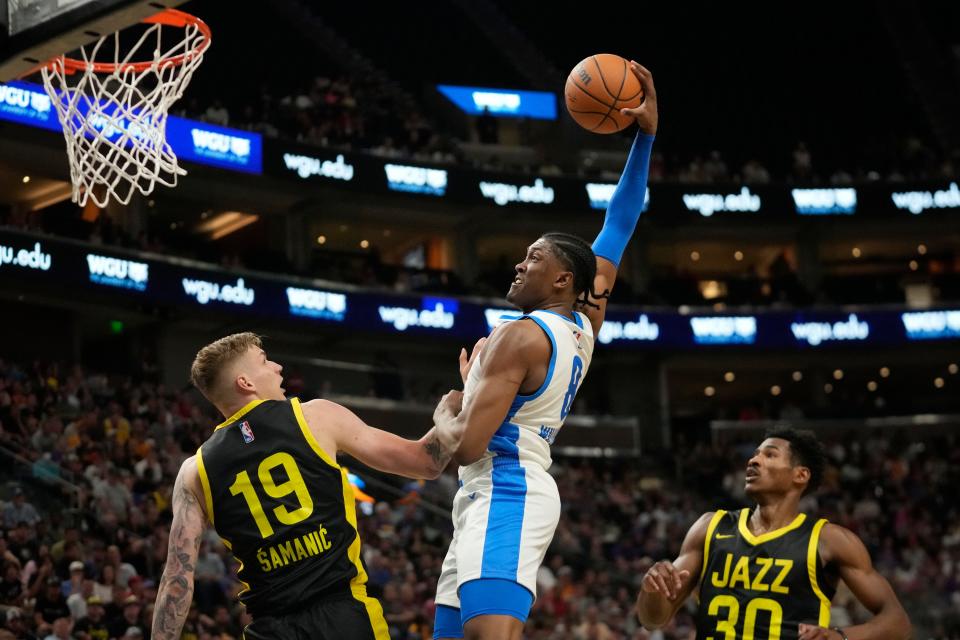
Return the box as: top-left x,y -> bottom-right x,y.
290,397 -> 339,469
807,518 -> 832,627
195,447 -> 216,526
196,448 -> 251,592
738,508 -> 807,545
214,399 -> 266,431
699,510 -> 727,587
340,467 -> 390,639
233,556 -> 252,596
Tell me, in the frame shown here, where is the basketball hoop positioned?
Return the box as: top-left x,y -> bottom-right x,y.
38,9 -> 211,207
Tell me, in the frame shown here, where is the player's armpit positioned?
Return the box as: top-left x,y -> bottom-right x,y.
152,457 -> 205,640
637,511 -> 714,630
449,321 -> 543,465
579,257 -> 617,336
820,524 -> 912,639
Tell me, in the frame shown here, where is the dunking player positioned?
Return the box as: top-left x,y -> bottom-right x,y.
636,427 -> 911,640
150,333 -> 465,640
432,62 -> 658,640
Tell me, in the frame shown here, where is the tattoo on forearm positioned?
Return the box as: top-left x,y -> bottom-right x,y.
152,475 -> 203,640
424,434 -> 451,469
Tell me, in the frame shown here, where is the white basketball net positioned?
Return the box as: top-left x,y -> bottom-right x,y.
40,13 -> 209,207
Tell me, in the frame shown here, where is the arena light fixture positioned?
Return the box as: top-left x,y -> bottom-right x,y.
25,181 -> 74,211
700,280 -> 724,300
197,211 -> 258,240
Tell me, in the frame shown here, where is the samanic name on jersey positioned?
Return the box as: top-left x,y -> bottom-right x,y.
256,525 -> 333,572
709,553 -> 793,594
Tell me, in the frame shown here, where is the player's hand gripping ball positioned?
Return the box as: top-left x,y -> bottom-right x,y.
565,53 -> 644,134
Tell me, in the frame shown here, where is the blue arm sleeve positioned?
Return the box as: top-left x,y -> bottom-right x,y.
591,131 -> 655,267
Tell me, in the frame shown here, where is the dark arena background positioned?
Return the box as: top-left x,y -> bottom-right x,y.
0,1 -> 958,638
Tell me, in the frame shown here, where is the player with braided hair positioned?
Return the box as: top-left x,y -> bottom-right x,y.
432,61 -> 658,640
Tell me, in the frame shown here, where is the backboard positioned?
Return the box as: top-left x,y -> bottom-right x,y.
0,0 -> 186,80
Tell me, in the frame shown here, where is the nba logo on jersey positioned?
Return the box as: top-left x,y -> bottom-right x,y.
239,421 -> 255,443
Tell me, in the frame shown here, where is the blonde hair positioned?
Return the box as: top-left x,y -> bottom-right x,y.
190,332 -> 262,402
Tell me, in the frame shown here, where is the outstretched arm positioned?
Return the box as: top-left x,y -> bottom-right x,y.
152,457 -> 206,640
305,397 -> 460,480
300,340 -> 487,480
798,524 -> 911,640
636,512 -> 712,629
582,61 -> 658,336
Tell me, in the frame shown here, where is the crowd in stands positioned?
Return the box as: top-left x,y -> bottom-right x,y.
176,75 -> 462,169
177,73 -> 959,186
0,355 -> 953,638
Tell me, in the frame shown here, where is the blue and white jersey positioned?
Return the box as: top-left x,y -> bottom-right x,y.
463,308 -> 594,471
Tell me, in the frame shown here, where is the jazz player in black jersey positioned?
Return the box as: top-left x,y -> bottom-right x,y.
150,333 -> 465,640
636,427 -> 910,640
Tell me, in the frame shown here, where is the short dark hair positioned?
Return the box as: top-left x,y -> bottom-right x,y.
763,426 -> 826,494
540,232 -> 609,309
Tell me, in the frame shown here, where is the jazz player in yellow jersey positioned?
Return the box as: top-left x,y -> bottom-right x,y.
636,427 -> 911,640
150,333 -> 464,640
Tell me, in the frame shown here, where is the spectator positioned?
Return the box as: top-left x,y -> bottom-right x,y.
106,596 -> 141,640
90,566 -> 114,606
3,609 -> 35,640
40,617 -> 70,640
73,596 -> 108,640
65,577 -> 93,622
193,541 -> 227,611
203,100 -> 229,127
32,578 -> 70,627
61,561 -> 85,599
49,527 -> 83,567
741,159 -> 771,184
103,546 -> 137,590
703,150 -> 729,182
792,141 -> 813,181
3,488 -> 40,529
0,563 -> 23,607
92,471 -> 132,525
102,404 -> 129,448
132,449 -> 162,486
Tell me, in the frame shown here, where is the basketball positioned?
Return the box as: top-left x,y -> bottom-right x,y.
564,53 -> 644,134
